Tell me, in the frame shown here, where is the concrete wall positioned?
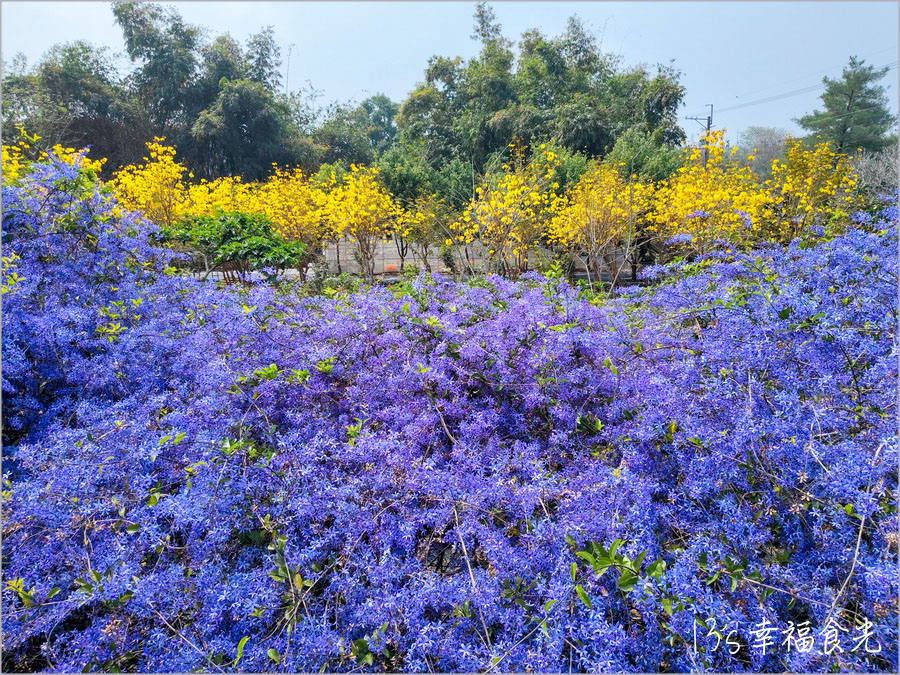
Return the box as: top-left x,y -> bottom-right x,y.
321,239 -> 641,281
322,239 -> 486,276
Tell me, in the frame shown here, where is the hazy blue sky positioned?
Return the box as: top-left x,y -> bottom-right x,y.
2,1 -> 898,145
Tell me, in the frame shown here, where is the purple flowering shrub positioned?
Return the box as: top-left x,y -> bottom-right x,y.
2,160 -> 897,672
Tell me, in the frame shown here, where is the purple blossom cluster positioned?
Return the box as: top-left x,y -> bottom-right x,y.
2,160 -> 897,673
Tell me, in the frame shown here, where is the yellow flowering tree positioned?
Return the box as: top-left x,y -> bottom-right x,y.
453,143 -> 563,276
761,139 -> 861,243
548,162 -> 651,286
648,130 -> 767,253
319,165 -> 402,282
185,175 -> 258,218
253,167 -> 329,277
395,194 -> 452,273
109,139 -> 190,227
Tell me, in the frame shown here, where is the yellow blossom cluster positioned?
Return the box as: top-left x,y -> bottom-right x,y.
108,142 -> 404,275
452,144 -> 564,274
548,162 -> 652,282
109,140 -> 192,227
4,131 -> 870,280
762,139 -> 861,243
2,128 -> 105,185
318,165 -> 403,280
648,130 -> 768,252
254,167 -> 328,249
1,141 -> 28,183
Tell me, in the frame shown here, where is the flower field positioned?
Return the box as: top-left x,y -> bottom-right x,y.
1,148 -> 897,673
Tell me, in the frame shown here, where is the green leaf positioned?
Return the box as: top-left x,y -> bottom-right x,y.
267,648 -> 281,664
617,571 -> 637,592
570,562 -> 577,581
125,524 -> 140,534
575,551 -> 596,567
603,356 -> 619,375
574,584 -> 592,609
173,431 -> 186,445
634,550 -> 647,570
608,539 -> 624,559
544,599 -> 558,612
646,559 -> 667,579
235,636 -> 250,666
662,597 -> 673,615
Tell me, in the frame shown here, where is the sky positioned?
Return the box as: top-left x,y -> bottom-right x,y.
2,1 -> 898,146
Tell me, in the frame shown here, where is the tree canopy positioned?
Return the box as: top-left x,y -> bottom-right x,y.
395,5 -> 686,179
797,56 -> 896,153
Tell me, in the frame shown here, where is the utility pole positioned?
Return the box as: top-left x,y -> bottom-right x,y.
285,43 -> 296,93
686,104 -> 713,166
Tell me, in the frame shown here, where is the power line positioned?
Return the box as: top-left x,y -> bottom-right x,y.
716,61 -> 898,115
722,48 -> 897,102
716,84 -> 826,113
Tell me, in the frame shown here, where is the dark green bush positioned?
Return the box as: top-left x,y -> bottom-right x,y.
163,211 -> 307,281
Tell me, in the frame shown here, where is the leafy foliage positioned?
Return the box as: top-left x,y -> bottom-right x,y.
396,8 -> 686,178
163,211 -> 307,281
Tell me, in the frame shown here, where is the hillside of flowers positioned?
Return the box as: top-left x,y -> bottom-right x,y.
2,141 -> 897,673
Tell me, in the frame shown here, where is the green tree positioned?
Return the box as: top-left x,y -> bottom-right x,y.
396,56 -> 466,167
378,141 -> 435,204
604,127 -> 683,182
191,79 -> 318,179
358,94 -> 399,155
313,103 -> 377,166
311,94 -> 399,165
112,1 -> 200,130
395,3 -> 686,186
1,44 -> 150,172
192,35 -> 248,110
797,56 -> 896,153
245,26 -> 282,91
